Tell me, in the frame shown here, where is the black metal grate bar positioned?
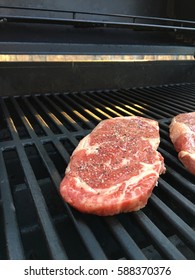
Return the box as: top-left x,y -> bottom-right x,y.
0,152 -> 25,259
0,83 -> 195,260
104,217 -> 147,260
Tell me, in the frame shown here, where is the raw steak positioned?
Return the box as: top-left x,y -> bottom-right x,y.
60,116 -> 165,216
169,112 -> 195,174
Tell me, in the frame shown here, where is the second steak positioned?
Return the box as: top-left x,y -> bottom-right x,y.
170,112 -> 195,174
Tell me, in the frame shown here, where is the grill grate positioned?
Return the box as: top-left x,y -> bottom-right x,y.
0,83 -> 195,260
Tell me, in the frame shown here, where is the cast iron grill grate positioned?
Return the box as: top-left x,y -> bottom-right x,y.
0,83 -> 195,260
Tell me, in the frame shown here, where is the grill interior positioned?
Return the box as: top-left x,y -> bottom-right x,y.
0,83 -> 195,260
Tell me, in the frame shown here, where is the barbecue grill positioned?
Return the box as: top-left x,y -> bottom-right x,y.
0,1 -> 195,260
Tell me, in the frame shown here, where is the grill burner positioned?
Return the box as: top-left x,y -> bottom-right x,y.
0,83 -> 195,260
